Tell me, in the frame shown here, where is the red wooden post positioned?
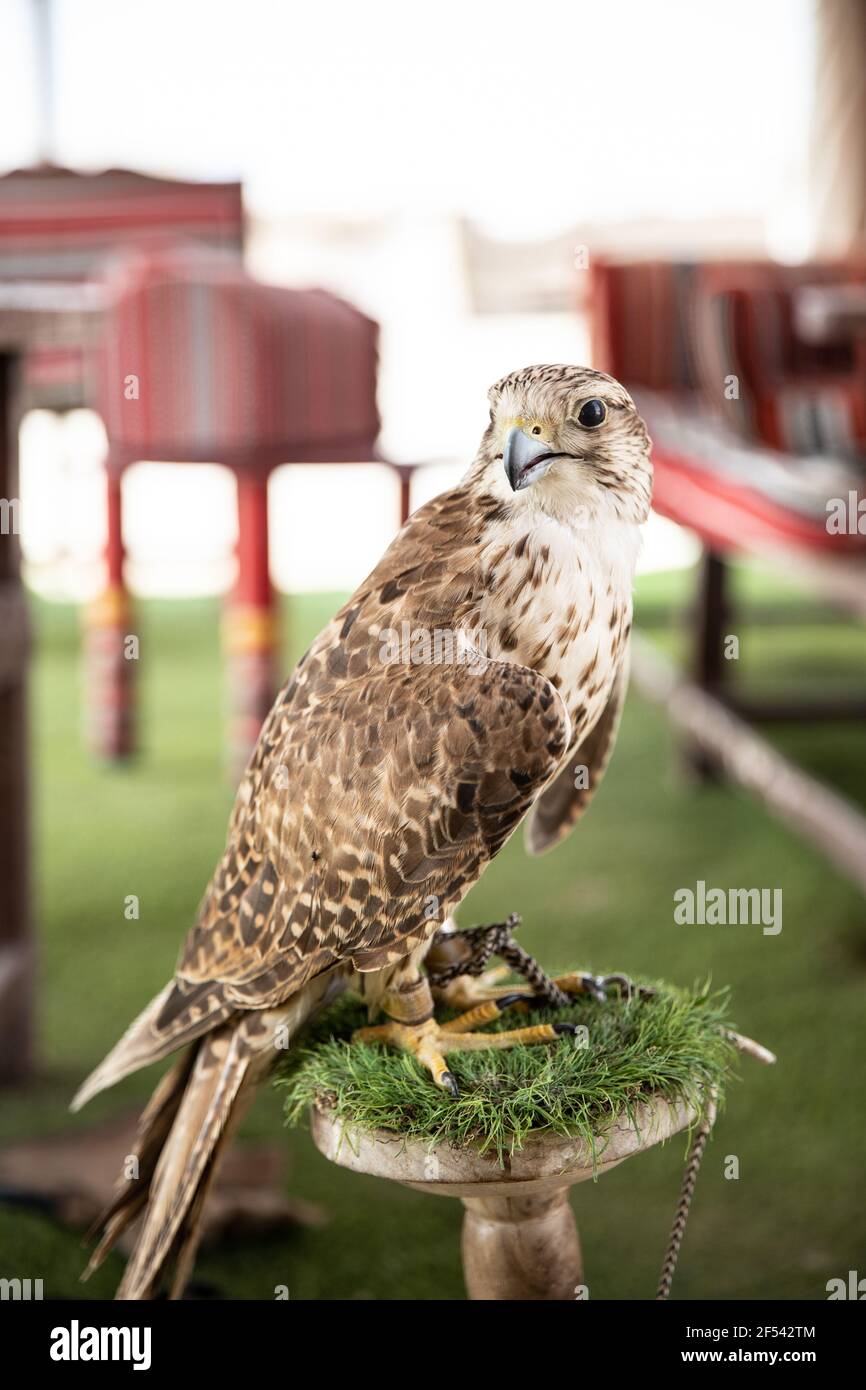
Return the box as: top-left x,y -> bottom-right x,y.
396,465 -> 414,526
82,468 -> 135,759
223,471 -> 279,780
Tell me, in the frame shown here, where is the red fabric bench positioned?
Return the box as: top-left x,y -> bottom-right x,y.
589,255 -> 866,799
590,256 -> 866,556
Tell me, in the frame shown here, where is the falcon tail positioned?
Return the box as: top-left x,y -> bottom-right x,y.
76,977 -> 334,1299
82,1020 -> 259,1300
71,984 -> 183,1112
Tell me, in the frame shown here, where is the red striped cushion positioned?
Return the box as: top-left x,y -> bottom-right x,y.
0,167 -> 244,407
96,245 -> 380,465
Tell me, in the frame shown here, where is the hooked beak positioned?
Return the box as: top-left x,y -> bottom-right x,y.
503,426 -> 555,492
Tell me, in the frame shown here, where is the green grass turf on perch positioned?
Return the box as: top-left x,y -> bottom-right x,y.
276,978 -> 738,1164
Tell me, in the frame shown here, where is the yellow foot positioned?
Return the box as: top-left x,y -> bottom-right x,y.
351,1015 -> 582,1098
430,965 -> 511,1012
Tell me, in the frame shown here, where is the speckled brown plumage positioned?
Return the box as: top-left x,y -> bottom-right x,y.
74,363 -> 652,1298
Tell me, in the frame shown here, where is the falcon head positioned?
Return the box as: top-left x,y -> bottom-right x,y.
480,364 -> 652,526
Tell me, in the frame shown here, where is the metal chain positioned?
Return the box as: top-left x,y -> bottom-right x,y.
656,1095 -> 717,1300
427,913 -> 569,1007
495,937 -> 571,1009
426,913 -> 520,983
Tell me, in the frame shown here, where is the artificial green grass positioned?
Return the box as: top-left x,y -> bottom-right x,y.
277,985 -> 737,1162
1,562 -> 864,1298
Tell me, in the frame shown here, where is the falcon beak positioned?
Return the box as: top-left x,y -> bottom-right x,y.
503,426 -> 554,491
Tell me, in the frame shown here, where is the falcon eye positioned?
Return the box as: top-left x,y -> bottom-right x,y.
577,398 -> 607,428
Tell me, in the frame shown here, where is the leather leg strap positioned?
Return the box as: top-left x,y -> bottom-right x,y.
384,975 -> 435,1025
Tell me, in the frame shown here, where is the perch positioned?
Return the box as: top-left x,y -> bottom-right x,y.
311,1093 -> 699,1300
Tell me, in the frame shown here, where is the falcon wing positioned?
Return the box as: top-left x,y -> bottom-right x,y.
524,657 -> 629,856
174,655 -> 569,1009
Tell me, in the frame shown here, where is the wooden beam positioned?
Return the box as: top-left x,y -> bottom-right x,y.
686,549 -> 729,782
630,631 -> 866,898
0,351 -> 33,1081
726,694 -> 866,723
692,550 -> 728,694
0,942 -> 33,1010
0,582 -> 28,693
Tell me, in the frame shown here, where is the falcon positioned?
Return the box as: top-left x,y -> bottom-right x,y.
73,363 -> 653,1298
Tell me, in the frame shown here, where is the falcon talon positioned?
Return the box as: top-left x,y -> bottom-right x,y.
494,992 -> 533,1011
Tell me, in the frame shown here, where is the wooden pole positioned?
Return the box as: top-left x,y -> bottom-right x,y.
809,0 -> 866,256
687,549 -> 729,782
32,0 -> 57,166
396,466 -> 413,526
0,289 -> 103,1086
0,351 -> 33,1082
223,472 -> 279,780
82,468 -> 135,760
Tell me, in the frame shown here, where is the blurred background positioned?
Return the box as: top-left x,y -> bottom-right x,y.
0,0 -> 864,1300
